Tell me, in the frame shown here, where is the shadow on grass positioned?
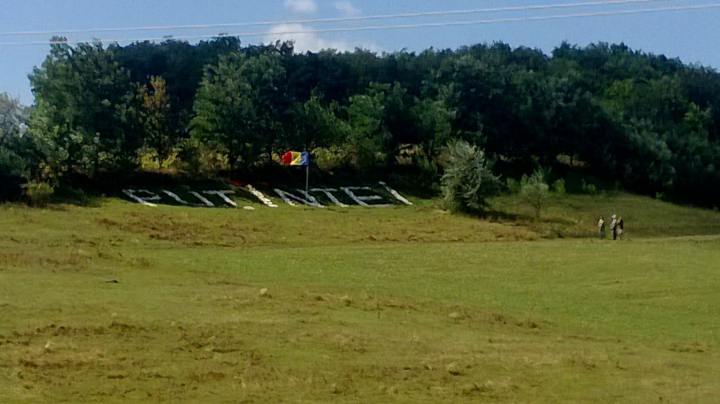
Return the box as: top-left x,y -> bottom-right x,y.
52,187 -> 104,208
543,216 -> 579,225
482,210 -> 524,222
440,208 -> 529,223
446,207 -> 592,239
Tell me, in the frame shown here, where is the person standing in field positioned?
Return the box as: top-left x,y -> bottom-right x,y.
610,214 -> 618,240
598,216 -> 605,239
617,217 -> 624,239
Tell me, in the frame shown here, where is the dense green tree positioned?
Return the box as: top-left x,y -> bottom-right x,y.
284,93 -> 349,152
410,86 -> 456,165
137,76 -> 183,168
29,40 -> 138,177
344,83 -> 389,169
0,93 -> 29,194
190,49 -> 288,171
1,94 -> 67,199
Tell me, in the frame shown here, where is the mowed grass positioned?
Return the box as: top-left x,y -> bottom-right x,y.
1,193 -> 720,403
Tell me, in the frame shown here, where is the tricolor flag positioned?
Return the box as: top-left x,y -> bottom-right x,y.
281,151 -> 309,166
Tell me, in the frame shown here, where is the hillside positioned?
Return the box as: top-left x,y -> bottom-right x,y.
1,192 -> 720,402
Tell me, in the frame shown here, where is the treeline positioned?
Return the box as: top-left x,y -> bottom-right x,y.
1,37 -> 719,207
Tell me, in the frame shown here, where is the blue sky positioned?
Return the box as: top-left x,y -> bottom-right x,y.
1,0 -> 719,104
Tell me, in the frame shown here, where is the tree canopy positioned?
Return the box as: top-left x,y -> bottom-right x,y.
1,38 -> 718,208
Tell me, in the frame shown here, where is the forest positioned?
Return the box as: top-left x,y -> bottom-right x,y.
1,36 -> 719,207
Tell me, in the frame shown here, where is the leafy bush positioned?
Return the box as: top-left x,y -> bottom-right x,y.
519,170 -> 550,220
506,178 -> 520,194
552,178 -> 566,195
22,180 -> 54,207
139,147 -> 179,171
582,179 -> 597,195
178,141 -> 228,178
441,140 -> 500,213
344,134 -> 385,170
312,146 -> 346,171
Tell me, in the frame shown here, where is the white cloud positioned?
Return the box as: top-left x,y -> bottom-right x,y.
333,1 -> 361,17
284,0 -> 317,14
265,23 -> 382,53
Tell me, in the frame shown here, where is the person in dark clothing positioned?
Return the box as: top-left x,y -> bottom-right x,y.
617,217 -> 624,239
610,214 -> 617,240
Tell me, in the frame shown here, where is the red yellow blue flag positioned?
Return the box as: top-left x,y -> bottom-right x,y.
281,151 -> 309,166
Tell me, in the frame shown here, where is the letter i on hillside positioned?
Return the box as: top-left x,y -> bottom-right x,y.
281,151 -> 311,200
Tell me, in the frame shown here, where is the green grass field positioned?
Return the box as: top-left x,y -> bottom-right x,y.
1,192 -> 720,403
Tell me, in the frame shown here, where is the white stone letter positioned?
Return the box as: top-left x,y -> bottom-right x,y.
163,190 -> 197,206
123,190 -> 160,207
190,192 -> 214,207
311,188 -> 348,207
341,187 -> 392,207
247,185 -> 278,208
379,181 -> 413,205
204,190 -> 238,207
274,189 -> 324,208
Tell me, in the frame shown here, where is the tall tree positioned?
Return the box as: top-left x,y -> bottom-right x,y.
191,49 -> 287,171
284,93 -> 349,152
0,92 -> 27,146
1,94 -> 67,198
345,83 -> 390,169
137,76 -> 180,168
29,39 -> 139,177
411,85 -> 456,165
0,93 -> 29,193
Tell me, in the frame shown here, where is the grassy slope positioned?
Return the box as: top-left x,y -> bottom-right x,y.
1,193 -> 720,403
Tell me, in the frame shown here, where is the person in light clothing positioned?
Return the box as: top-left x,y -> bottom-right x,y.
597,216 -> 605,239
610,214 -> 617,240
617,217 -> 624,239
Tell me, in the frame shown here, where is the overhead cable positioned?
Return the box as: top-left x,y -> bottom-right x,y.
0,0 -> 666,37
0,3 -> 717,47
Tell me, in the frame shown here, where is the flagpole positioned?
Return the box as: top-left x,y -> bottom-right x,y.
305,159 -> 310,202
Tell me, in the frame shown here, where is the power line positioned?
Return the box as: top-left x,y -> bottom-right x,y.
0,3 -> 718,47
0,0 -> 666,37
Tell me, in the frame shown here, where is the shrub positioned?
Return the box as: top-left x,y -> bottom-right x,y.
440,140 -> 500,213
519,169 -> 550,220
506,178 -> 520,194
22,180 -> 54,207
179,142 -> 228,178
582,179 -> 597,195
312,146 -> 346,171
552,178 -> 566,195
138,147 -> 179,171
344,134 -> 385,170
